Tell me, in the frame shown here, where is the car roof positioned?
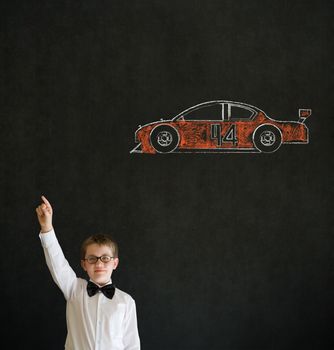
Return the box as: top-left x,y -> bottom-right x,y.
172,100 -> 264,120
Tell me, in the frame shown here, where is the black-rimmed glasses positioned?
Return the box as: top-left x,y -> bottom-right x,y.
83,255 -> 115,264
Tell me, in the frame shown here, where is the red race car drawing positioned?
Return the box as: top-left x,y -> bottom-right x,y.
130,100 -> 311,154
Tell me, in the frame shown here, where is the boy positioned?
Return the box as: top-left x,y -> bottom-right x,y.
36,195 -> 140,350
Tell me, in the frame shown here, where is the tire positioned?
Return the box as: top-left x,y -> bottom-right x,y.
253,124 -> 282,153
150,125 -> 180,153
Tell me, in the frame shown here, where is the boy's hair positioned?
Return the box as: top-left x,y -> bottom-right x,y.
80,234 -> 119,259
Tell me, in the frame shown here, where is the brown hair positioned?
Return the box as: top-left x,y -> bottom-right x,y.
80,234 -> 119,260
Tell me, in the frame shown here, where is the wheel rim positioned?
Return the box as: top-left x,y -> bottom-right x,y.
157,131 -> 173,147
259,130 -> 276,146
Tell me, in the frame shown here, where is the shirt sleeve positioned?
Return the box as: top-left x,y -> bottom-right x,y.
39,229 -> 77,300
122,296 -> 141,350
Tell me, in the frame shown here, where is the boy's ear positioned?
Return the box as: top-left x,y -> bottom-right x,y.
113,258 -> 119,270
81,260 -> 87,271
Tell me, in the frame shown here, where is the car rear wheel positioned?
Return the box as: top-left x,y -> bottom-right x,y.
253,125 -> 282,153
150,125 -> 180,153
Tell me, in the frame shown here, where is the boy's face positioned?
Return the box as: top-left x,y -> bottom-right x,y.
81,243 -> 119,286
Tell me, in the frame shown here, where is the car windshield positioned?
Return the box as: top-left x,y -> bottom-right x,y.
176,103 -> 223,121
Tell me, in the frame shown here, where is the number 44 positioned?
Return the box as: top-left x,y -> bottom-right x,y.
210,124 -> 238,146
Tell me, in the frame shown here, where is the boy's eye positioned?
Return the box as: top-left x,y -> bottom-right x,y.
100,255 -> 112,263
85,256 -> 97,264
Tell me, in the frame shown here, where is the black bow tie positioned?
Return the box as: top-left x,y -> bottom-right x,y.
87,281 -> 115,299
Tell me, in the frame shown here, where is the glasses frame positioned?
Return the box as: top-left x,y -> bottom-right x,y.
83,255 -> 115,264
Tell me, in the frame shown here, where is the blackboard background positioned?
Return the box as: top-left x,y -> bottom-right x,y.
1,0 -> 333,349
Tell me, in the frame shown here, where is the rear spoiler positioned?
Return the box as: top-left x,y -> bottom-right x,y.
299,109 -> 312,123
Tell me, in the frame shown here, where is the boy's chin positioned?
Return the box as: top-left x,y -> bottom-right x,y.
91,275 -> 111,286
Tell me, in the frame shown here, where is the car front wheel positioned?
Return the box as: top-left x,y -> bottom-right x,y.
253,125 -> 282,153
150,125 -> 180,153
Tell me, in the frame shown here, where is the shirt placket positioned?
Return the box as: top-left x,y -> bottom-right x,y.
95,292 -> 103,350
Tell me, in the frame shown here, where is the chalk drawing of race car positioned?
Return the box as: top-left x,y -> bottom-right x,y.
130,100 -> 311,154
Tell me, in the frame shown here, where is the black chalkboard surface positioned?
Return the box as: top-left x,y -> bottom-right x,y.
1,1 -> 333,349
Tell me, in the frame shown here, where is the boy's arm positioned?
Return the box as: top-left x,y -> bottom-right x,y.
123,297 -> 141,350
36,196 -> 77,300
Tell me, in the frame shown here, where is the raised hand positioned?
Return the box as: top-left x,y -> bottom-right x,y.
36,195 -> 53,233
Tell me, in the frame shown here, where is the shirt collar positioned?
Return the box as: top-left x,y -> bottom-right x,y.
89,279 -> 112,288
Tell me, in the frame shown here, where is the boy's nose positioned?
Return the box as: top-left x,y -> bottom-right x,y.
93,259 -> 104,267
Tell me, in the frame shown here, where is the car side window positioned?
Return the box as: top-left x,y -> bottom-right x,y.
182,104 -> 223,121
230,106 -> 255,120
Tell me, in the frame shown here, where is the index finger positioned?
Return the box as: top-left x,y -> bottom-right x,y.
41,195 -> 51,207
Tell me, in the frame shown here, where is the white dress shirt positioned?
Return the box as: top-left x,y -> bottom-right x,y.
39,229 -> 140,350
